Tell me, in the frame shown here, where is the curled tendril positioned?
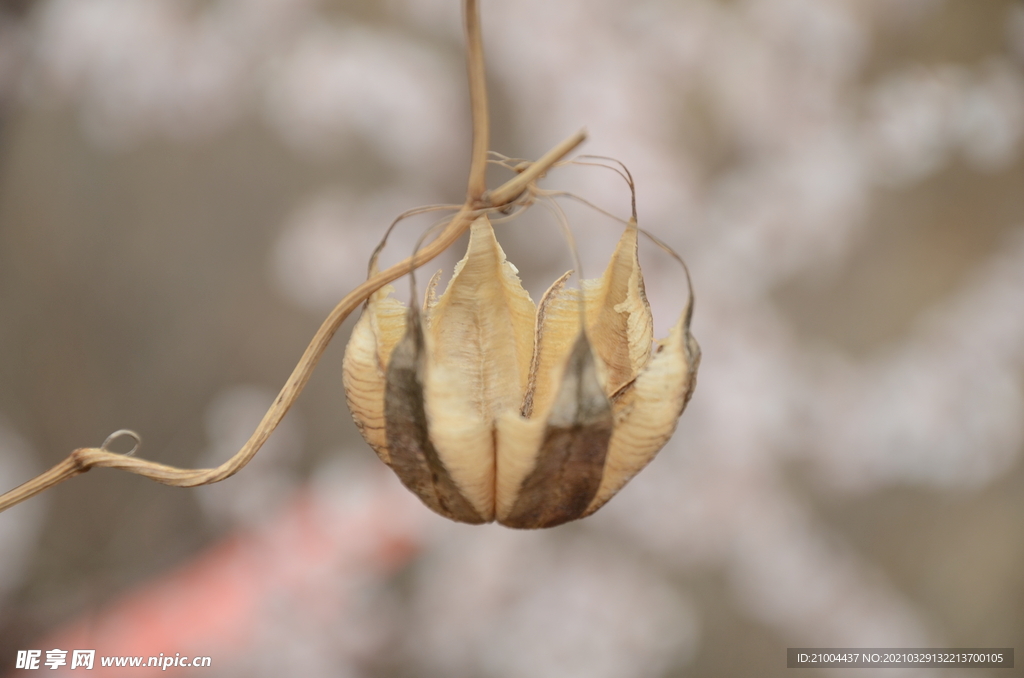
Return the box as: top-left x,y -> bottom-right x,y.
101,429 -> 142,457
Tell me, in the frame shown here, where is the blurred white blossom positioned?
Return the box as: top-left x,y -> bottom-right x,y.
263,24 -> 465,172
405,527 -> 699,678
808,228 -> 1024,492
865,62 -> 1024,185
269,188 -> 441,312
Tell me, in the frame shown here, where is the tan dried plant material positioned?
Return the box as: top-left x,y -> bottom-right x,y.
0,0 -> 697,527
343,214 -> 700,529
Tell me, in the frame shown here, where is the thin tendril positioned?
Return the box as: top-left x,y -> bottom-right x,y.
536,195 -> 588,327
541,163 -> 695,325
540,190 -> 630,227
573,154 -> 637,218
367,204 -> 460,276
407,213 -> 462,307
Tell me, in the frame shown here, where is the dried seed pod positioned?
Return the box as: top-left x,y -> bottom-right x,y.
342,214 -> 699,528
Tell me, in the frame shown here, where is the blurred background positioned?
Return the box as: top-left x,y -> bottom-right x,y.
1,0 -> 1023,675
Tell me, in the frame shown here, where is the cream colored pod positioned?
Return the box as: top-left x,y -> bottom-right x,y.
342,215 -> 700,528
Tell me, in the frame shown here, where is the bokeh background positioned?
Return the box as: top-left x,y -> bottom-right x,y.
1,0 -> 1023,676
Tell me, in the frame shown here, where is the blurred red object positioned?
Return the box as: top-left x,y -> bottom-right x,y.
30,464 -> 426,676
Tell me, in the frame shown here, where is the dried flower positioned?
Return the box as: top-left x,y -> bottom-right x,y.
343,215 -> 699,528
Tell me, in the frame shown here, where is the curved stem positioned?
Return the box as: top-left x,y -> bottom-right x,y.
0,126 -> 586,513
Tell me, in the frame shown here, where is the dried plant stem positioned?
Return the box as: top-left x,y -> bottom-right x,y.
0,0 -> 586,514
464,0 -> 489,203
